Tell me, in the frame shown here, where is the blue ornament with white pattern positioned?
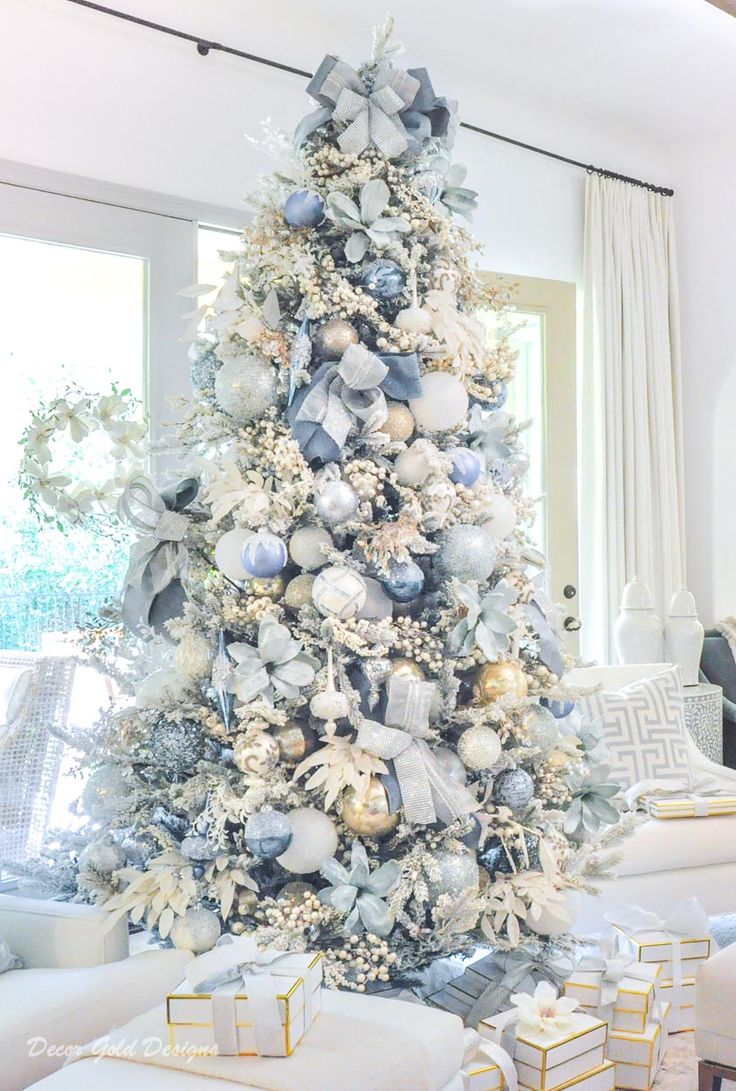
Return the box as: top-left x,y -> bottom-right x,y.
241,530 -> 288,578
449,448 -> 481,487
362,260 -> 406,300
283,190 -> 325,228
381,559 -> 424,603
541,697 -> 576,719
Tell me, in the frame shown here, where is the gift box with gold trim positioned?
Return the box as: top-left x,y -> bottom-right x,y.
479,1011 -> 608,1091
658,978 -> 695,1032
612,924 -> 710,965
606,1002 -> 671,1090
565,965 -> 660,1034
462,1060 -> 617,1091
641,793 -> 736,819
167,951 -> 323,1057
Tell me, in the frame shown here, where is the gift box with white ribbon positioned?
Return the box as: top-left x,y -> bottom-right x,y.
479,1011 -> 608,1091
658,979 -> 695,1032
641,793 -> 736,819
565,958 -> 661,1034
605,1001 -> 670,1090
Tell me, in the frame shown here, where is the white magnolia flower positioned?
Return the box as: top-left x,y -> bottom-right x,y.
50,397 -> 94,442
227,616 -> 318,706
96,393 -> 129,426
325,179 -> 411,263
203,459 -> 271,524
24,414 -> 55,463
511,981 -> 578,1038
107,419 -> 147,459
23,458 -> 72,507
114,461 -> 146,491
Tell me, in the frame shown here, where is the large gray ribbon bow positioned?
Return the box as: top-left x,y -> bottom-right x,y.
289,344 -> 422,463
118,474 -> 198,635
294,54 -> 420,158
357,676 -> 478,826
187,936 -> 297,1057
400,67 -> 458,152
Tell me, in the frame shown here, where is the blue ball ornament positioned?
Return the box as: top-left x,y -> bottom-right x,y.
362,259 -> 406,300
540,697 -> 576,719
486,379 -> 508,410
283,189 -> 325,228
381,559 -> 424,603
241,530 -> 288,578
449,448 -> 482,487
244,811 -> 294,859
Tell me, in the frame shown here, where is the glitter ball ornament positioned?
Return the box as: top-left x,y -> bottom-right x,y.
233,731 -> 279,776
190,349 -> 220,390
170,907 -> 221,954
362,259 -> 406,299
249,575 -> 286,598
524,706 -> 559,755
180,835 -> 217,861
342,777 -> 399,839
284,573 -> 316,609
379,401 -> 414,442
426,850 -> 479,899
312,565 -> 367,619
482,494 -> 517,540
289,525 -> 333,571
283,188 -> 325,228
541,696 -> 576,719
244,810 -> 294,858
149,720 -> 205,775
473,661 -> 529,703
357,576 -> 393,620
381,559 -> 425,603
394,442 -> 433,486
215,527 -> 254,583
394,303 -> 433,335
241,530 -> 288,578
312,318 -> 359,360
390,657 -> 425,681
434,745 -> 467,784
278,881 -> 316,907
436,524 -> 497,582
315,480 -> 359,524
493,768 -> 535,810
310,686 -> 350,722
214,355 -> 277,422
457,725 -> 502,771
78,840 -> 127,874
174,632 -> 213,680
273,720 -> 317,766
82,766 -> 131,823
277,807 -> 338,874
410,372 -> 469,432
449,448 -> 481,487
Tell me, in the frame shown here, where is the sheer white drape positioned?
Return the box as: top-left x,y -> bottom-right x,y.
581,175 -> 685,662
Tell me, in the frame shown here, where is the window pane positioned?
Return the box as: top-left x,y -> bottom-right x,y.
198,224 -> 240,290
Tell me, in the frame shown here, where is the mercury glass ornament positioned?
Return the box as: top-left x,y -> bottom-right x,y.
449,448 -> 482,487
214,355 -> 277,422
190,349 -> 220,390
434,745 -> 467,784
284,573 -> 316,609
312,565 -> 367,619
342,777 -> 399,839
241,530 -> 288,578
278,881 -> 316,907
273,720 -> 317,767
315,480 -> 359,525
249,574 -> 286,598
170,907 -> 221,954
493,768 -> 535,810
410,372 -> 469,432
277,807 -> 338,874
524,706 -> 559,755
283,188 -> 325,228
540,696 -> 576,719
362,259 -> 406,300
78,840 -> 127,874
379,401 -> 414,442
149,719 -> 205,776
426,849 -> 479,899
473,661 -> 529,703
244,810 -> 294,859
381,559 -> 425,603
312,318 -> 359,360
180,835 -> 217,862
362,657 -> 393,690
82,765 -> 131,823
289,525 -> 333,571
394,303 -> 433,335
390,657 -> 425,681
394,442 -> 432,486
233,731 -> 279,776
481,494 -> 517,540
436,524 -> 497,582
215,527 -> 253,583
457,725 -> 502,771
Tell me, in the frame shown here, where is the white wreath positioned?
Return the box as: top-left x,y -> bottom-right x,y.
18,387 -> 147,526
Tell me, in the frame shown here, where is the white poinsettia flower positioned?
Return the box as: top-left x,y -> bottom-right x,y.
511,981 -> 578,1038
107,419 -> 147,459
50,397 -> 94,442
96,393 -> 129,426
202,459 -> 271,524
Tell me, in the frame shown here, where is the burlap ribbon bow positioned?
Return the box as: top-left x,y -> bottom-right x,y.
118,474 -> 198,635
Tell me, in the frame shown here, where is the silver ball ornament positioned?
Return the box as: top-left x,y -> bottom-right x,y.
214,355 -> 276,422
170,907 -> 221,954
436,525 -> 497,582
524,706 -> 559,755
381,559 -> 424,603
180,835 -> 217,861
149,720 -> 205,776
362,259 -> 406,300
78,840 -> 127,874
190,349 -> 220,390
244,811 -> 294,859
434,746 -> 467,784
457,725 -> 502,771
82,765 -> 132,823
315,480 -> 359,525
427,850 -> 480,899
493,768 -> 535,810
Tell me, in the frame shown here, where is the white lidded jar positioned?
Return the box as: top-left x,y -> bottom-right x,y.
664,586 -> 704,687
613,576 -> 663,664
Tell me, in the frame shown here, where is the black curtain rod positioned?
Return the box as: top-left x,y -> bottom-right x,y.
64,0 -> 675,197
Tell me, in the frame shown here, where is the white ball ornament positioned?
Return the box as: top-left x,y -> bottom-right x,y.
215,528 -> 254,583
170,907 -> 222,953
457,725 -> 502,770
394,304 -> 433,335
78,840 -> 127,875
315,480 -> 360,525
214,354 -> 277,422
527,891 -> 581,937
482,494 -> 518,540
276,807 -> 338,874
394,442 -> 433,486
410,372 -> 469,432
312,565 -> 367,619
289,526 -> 333,571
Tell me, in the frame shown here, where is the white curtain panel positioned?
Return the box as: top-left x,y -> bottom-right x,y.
581,175 -> 685,662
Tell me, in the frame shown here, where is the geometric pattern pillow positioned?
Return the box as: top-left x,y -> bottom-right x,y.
577,665 -> 692,794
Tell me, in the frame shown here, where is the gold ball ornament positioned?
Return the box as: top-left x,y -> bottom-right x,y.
342,777 -> 399,839
284,573 -> 315,609
273,720 -> 318,767
389,657 -> 425,681
277,881 -> 316,907
313,318 -> 359,360
248,574 -> 286,599
379,401 -> 414,443
233,731 -> 279,776
473,661 -> 529,704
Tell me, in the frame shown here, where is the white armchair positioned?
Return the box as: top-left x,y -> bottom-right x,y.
567,664 -> 736,933
0,895 -> 191,1091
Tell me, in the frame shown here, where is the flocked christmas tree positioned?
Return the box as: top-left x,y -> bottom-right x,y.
21,21 -> 628,1018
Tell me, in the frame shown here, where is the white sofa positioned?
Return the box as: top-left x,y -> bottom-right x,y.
567,664 -> 736,933
0,894 -> 191,1091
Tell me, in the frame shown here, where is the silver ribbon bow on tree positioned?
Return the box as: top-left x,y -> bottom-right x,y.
288,343 -> 422,463
187,936 -> 299,1057
574,937 -> 664,1024
294,54 -> 420,158
357,676 -> 478,826
118,474 -> 198,636
400,67 -> 458,152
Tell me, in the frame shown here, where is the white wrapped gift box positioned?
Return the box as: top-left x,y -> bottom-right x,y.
606,1002 -> 671,1090
641,793 -> 736,819
611,925 -> 710,965
659,978 -> 695,1032
167,951 -> 323,1057
479,1011 -> 608,1091
565,966 -> 660,1034
462,1059 -> 616,1091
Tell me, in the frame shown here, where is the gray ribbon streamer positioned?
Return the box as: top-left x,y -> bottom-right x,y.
294,55 -> 419,157
400,67 -> 458,152
118,474 -> 198,635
